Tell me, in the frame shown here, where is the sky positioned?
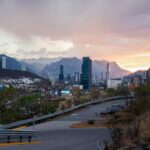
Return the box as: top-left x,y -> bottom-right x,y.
0,0 -> 150,72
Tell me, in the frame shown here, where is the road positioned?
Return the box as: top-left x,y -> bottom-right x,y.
0,99 -> 127,150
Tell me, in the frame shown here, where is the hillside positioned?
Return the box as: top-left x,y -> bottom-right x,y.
0,54 -> 40,74
0,69 -> 42,79
124,70 -> 147,79
0,54 -> 21,70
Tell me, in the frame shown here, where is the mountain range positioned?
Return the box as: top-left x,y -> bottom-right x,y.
124,70 -> 147,79
40,57 -> 131,79
0,54 -> 131,79
22,57 -> 63,73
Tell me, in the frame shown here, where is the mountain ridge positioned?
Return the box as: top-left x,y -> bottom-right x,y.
40,57 -> 131,79
0,54 -> 131,79
0,69 -> 42,79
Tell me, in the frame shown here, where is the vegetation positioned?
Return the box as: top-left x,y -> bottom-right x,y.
89,87 -> 101,100
105,86 -> 129,97
105,88 -> 116,97
0,86 -> 103,123
108,84 -> 150,149
0,87 -> 58,124
0,88 -> 17,115
59,99 -> 72,110
0,85 -> 131,125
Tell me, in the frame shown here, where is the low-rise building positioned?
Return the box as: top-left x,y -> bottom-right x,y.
128,76 -> 142,91
0,77 -> 41,90
107,79 -> 122,89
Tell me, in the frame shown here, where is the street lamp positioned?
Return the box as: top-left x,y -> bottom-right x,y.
32,113 -> 42,130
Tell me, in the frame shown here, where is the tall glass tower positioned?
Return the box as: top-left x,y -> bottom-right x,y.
59,65 -> 64,83
81,57 -> 92,90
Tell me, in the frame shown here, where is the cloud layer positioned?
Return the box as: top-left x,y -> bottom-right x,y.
0,0 -> 150,71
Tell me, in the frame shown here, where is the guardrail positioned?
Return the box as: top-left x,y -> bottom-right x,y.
1,95 -> 133,129
97,140 -> 110,150
0,129 -> 35,143
97,140 -> 104,150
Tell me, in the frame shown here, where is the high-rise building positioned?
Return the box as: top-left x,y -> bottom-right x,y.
106,63 -> 110,88
67,74 -> 71,82
147,68 -> 150,84
74,72 -> 80,83
66,74 -> 71,85
0,58 -> 2,69
92,75 -> 99,85
80,57 -> 92,90
101,72 -> 104,81
0,56 -> 6,69
106,63 -> 110,81
59,65 -> 64,83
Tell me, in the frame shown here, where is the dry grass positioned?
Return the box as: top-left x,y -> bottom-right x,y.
70,112 -> 131,129
139,112 -> 150,143
70,119 -> 110,128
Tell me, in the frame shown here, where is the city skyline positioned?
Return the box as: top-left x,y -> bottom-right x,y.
0,0 -> 150,72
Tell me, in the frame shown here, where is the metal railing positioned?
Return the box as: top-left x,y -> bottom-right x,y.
0,129 -> 35,143
1,95 -> 133,129
97,140 -> 104,150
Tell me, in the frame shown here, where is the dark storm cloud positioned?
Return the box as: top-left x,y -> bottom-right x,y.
0,0 -> 150,42
0,0 -> 150,71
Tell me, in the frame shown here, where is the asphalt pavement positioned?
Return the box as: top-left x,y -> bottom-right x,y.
0,99 -> 127,150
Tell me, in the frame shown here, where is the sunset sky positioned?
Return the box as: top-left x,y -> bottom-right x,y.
0,0 -> 150,72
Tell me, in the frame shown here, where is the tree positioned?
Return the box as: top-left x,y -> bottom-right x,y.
134,84 -> 150,97
35,79 -> 51,91
72,88 -> 81,98
110,128 -> 123,149
115,86 -> 129,96
0,88 -> 17,115
89,88 -> 101,101
105,88 -> 116,97
17,94 -> 42,117
0,87 -> 18,123
126,85 -> 150,142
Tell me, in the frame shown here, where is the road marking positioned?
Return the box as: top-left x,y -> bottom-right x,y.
12,126 -> 27,130
0,141 -> 41,147
71,113 -> 78,116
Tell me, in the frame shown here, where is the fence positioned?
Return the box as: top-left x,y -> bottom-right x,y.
0,129 -> 35,143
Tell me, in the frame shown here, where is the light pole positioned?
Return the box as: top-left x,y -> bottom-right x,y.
32,113 -> 42,130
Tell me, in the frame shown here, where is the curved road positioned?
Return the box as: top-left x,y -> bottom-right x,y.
1,99 -> 127,150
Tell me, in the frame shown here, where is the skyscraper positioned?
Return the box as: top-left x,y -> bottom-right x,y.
74,72 -> 80,83
0,56 -> 6,69
106,63 -> 110,81
101,72 -> 104,81
81,57 -> 92,90
106,63 -> 111,88
59,65 -> 64,83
